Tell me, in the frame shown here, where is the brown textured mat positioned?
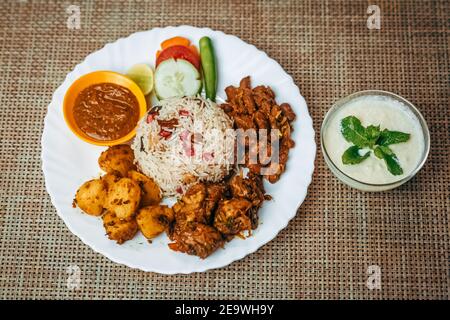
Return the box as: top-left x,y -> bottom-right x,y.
0,0 -> 448,299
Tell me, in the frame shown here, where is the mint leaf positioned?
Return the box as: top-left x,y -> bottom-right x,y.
342,146 -> 370,164
341,116 -> 371,148
377,129 -> 410,146
374,146 -> 403,175
365,125 -> 381,147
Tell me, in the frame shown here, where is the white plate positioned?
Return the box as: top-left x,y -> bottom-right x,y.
41,26 -> 316,274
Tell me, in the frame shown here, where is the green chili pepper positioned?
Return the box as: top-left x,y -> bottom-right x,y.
199,37 -> 217,101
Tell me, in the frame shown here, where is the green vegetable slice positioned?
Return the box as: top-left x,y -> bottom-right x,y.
199,36 -> 217,102
154,58 -> 201,100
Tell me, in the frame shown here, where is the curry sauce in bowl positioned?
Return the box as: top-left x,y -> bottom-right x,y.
63,71 -> 147,146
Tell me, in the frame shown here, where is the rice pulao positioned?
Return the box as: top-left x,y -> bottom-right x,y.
132,97 -> 235,197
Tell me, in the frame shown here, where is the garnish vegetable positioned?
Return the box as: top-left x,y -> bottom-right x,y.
340,115 -> 410,175
154,58 -> 201,100
156,36 -> 199,58
126,63 -> 154,95
199,36 -> 217,101
156,45 -> 201,70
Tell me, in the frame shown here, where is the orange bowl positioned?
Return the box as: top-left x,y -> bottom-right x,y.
63,71 -> 147,146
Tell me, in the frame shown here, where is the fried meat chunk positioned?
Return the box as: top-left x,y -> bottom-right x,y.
172,183 -> 207,226
169,182 -> 227,258
172,182 -> 225,226
221,76 -> 296,183
168,223 -> 224,259
229,172 -> 265,205
227,172 -> 268,230
204,183 -> 226,223
213,198 -> 253,236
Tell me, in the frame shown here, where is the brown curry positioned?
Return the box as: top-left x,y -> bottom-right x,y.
73,83 -> 140,141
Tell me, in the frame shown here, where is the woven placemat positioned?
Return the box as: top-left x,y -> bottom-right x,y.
0,0 -> 448,299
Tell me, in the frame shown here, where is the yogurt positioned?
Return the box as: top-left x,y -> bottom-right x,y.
323,95 -> 425,184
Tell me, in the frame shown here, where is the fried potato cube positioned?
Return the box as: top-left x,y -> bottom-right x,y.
74,178 -> 107,216
136,205 -> 174,239
101,173 -> 121,192
102,211 -> 138,244
98,145 -> 136,177
128,170 -> 162,207
105,178 -> 141,220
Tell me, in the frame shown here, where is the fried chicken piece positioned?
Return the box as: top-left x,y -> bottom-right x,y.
168,223 -> 224,259
225,86 -> 239,105
233,114 -> 254,130
229,172 -> 265,205
172,183 -> 207,226
213,199 -> 253,236
228,172 -> 268,229
204,183 -> 225,223
239,76 -> 251,89
252,85 -> 276,107
168,182 -> 227,258
280,103 -> 296,121
222,77 -> 296,183
172,182 -> 225,226
253,110 -> 269,130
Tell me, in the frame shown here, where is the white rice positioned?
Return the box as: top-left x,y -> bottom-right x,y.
132,96 -> 235,197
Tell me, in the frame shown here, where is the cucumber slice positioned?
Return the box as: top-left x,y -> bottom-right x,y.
154,58 -> 202,100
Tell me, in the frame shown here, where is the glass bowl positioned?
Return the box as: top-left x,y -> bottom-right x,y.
320,90 -> 430,191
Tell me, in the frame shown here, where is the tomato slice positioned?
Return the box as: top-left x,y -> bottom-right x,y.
156,45 -> 198,59
156,45 -> 201,70
188,44 -> 198,56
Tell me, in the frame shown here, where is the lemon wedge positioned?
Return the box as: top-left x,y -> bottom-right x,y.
126,63 -> 154,95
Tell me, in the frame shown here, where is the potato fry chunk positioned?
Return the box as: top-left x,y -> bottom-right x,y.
98,145 -> 136,177
102,211 -> 138,244
128,170 -> 162,207
101,173 -> 121,192
136,205 -> 174,239
74,178 -> 106,216
105,178 -> 141,220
